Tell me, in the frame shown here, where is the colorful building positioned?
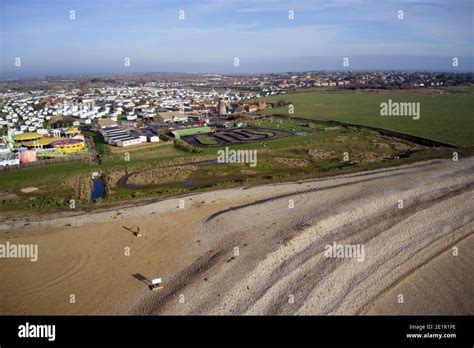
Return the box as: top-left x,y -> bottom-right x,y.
171,127 -> 212,140
51,139 -> 85,153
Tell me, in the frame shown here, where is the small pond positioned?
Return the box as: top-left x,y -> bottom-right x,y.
91,178 -> 106,201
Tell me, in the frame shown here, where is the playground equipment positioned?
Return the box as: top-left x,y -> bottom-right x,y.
2,134 -> 15,152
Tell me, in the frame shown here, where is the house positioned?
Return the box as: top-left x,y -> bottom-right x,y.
121,120 -> 137,127
97,118 -> 117,129
116,137 -> 142,147
245,105 -> 259,113
101,126 -> 150,147
156,111 -> 188,123
147,135 -> 159,142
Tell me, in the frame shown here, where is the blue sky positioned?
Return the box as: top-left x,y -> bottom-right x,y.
1,0 -> 473,77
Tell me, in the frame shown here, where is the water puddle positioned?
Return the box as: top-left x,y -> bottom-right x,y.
91,177 -> 106,201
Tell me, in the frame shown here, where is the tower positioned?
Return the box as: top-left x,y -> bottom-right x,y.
218,99 -> 228,115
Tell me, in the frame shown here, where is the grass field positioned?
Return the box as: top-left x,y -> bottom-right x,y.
1,87 -> 471,213
263,87 -> 474,148
1,119 -> 448,213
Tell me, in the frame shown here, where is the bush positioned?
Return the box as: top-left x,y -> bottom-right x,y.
173,139 -> 203,153
276,99 -> 291,107
160,133 -> 171,141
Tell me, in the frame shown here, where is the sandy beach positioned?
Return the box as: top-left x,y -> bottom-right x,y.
0,157 -> 473,315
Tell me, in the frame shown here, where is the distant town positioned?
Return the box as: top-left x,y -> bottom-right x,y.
1,70 -> 472,167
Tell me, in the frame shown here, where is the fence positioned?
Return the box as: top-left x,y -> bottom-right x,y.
0,154 -> 90,172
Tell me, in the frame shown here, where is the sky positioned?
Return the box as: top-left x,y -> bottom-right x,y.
0,0 -> 473,77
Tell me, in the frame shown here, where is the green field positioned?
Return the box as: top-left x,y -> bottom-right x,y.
0,116 -> 455,213
263,88 -> 474,148
1,87 -> 472,213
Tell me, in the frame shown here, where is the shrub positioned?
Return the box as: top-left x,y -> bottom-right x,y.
160,133 -> 171,141
276,99 -> 291,107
